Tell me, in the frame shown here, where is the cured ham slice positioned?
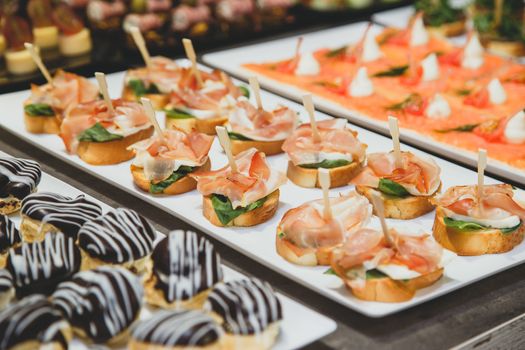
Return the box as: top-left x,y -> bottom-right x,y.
435,184 -> 525,220
279,192 -> 372,249
191,148 -> 286,208
228,98 -> 298,141
333,227 -> 444,289
352,151 -> 441,196
282,119 -> 367,166
129,129 -> 214,181
60,99 -> 150,153
28,70 -> 99,111
125,56 -> 182,94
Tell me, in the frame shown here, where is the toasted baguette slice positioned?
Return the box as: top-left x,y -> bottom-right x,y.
203,190 -> 279,227
130,158 -> 211,195
77,126 -> 154,165
432,207 -> 525,256
486,40 -> 525,57
426,19 -> 466,37
356,185 -> 437,220
275,226 -> 336,266
287,161 -> 362,189
231,138 -> 284,156
24,112 -> 61,134
121,85 -> 169,110
166,116 -> 227,135
331,260 -> 443,302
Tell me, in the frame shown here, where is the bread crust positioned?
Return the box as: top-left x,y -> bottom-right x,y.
287,161 -> 363,189
165,116 -> 227,135
202,190 -> 280,227
76,126 -> 154,165
355,185 -> 436,220
426,20 -> 466,37
121,85 -> 169,110
486,40 -> 525,57
24,112 -> 61,134
432,207 -> 525,255
130,158 -> 211,195
275,225 -> 336,266
230,139 -> 284,156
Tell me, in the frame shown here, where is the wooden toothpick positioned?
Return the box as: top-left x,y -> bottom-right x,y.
141,97 -> 165,143
302,94 -> 321,143
216,126 -> 238,173
24,43 -> 53,85
477,149 -> 487,216
129,26 -> 152,68
371,192 -> 397,251
388,116 -> 403,168
294,37 -> 303,61
318,168 -> 332,221
94,72 -> 115,115
249,76 -> 263,110
182,38 -> 203,88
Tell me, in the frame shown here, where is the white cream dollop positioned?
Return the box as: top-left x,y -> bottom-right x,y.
348,67 -> 374,97
504,110 -> 525,144
410,16 -> 429,46
362,30 -> 382,62
487,78 -> 507,105
426,94 -> 451,119
421,53 -> 440,82
295,52 -> 320,76
462,32 -> 485,69
377,264 -> 421,280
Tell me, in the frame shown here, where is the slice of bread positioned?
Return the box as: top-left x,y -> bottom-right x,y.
77,126 -> 154,165
166,116 -> 227,135
433,207 -> 525,255
287,161 -> 362,189
121,85 -> 169,110
355,185 -> 436,220
203,190 -> 280,227
231,139 -> 284,156
486,40 -> 525,57
24,112 -> 61,134
275,226 -> 336,266
130,158 -> 211,195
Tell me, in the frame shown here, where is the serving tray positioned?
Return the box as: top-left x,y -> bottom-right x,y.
202,21 -> 524,185
0,150 -> 336,349
1,68 -> 525,317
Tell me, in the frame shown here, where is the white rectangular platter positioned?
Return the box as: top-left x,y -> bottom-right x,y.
2,69 -> 525,317
0,150 -> 336,349
202,21 -> 524,185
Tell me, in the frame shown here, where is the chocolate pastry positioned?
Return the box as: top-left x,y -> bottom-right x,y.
0,215 -> 21,267
0,157 -> 41,214
0,269 -> 14,310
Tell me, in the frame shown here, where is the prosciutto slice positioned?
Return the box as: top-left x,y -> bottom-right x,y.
60,99 -> 150,153
280,192 -> 372,249
129,129 -> 214,182
435,184 -> 525,220
282,119 -> 367,166
228,98 -> 298,141
28,70 -> 99,111
352,151 -> 441,196
125,56 -> 182,94
190,148 -> 286,208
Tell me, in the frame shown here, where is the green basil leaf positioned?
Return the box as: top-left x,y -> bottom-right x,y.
299,159 -> 351,169
239,85 -> 250,98
445,217 -> 522,234
366,269 -> 388,280
165,108 -> 195,119
378,178 -> 410,197
128,79 -> 160,97
456,88 -> 472,96
373,65 -> 409,77
149,166 -> 195,194
228,131 -> 253,141
24,103 -> 55,117
77,123 -> 123,142
501,222 -> 522,234
386,93 -> 422,111
434,123 -> 479,134
278,231 -> 286,239
326,45 -> 347,57
324,268 -> 338,276
211,194 -> 267,225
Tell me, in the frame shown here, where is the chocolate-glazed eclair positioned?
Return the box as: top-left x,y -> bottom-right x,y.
0,157 -> 41,214
144,230 -> 223,309
0,215 -> 21,268
129,309 -> 223,350
206,278 -> 283,350
78,208 -> 156,273
20,192 -> 103,242
52,266 -> 144,346
0,269 -> 14,310
6,232 -> 80,298
0,294 -> 72,350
